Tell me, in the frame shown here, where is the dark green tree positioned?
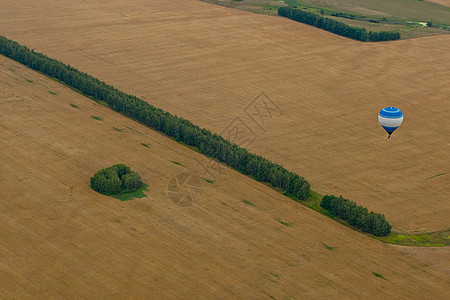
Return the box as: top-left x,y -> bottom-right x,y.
90,165 -> 143,195
278,7 -> 400,42
122,171 -> 143,193
320,195 -> 391,236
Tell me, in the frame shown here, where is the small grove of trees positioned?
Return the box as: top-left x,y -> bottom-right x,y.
278,7 -> 400,42
0,34 -> 310,201
320,195 -> 392,236
91,164 -> 143,195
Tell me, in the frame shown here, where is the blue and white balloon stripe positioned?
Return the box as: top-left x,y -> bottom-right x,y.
378,107 -> 403,139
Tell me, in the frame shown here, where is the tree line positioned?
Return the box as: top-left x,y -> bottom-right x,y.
320,195 -> 391,236
0,35 -> 393,236
278,7 -> 400,42
0,35 -> 310,200
91,164 -> 143,195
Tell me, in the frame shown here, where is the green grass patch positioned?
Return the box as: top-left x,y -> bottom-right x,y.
279,220 -> 291,227
169,160 -> 184,166
269,272 -> 280,278
299,191 -> 449,247
372,272 -> 387,280
48,91 -> 57,95
321,243 -> 336,251
91,115 -> 103,121
113,184 -> 149,201
242,199 -> 256,207
26,79 -> 33,83
375,230 -> 450,247
141,143 -> 150,148
199,177 -> 215,184
176,140 -> 201,153
300,191 -> 332,216
97,100 -> 109,107
113,127 -> 125,132
70,103 -> 79,108
424,172 -> 446,180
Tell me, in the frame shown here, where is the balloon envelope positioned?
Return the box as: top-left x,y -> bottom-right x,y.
378,107 -> 403,135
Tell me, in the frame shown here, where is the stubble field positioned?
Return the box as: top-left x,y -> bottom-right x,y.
1,0 -> 448,233
2,55 -> 449,297
426,0 -> 450,8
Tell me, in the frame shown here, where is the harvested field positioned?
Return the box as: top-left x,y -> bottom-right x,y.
1,0 -> 447,233
426,0 -> 450,8
393,245 -> 450,277
1,52 -> 450,298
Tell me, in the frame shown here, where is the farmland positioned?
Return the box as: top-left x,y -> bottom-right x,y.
1,47 -> 449,299
296,0 -> 450,25
202,0 -> 450,38
0,0 -> 447,233
0,0 -> 449,297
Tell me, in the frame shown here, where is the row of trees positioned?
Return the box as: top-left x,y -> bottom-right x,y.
278,7 -> 400,42
320,195 -> 392,236
0,35 -> 310,200
0,35 -> 393,236
91,164 -> 143,195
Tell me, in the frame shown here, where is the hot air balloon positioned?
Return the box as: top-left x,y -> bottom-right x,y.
378,107 -> 403,139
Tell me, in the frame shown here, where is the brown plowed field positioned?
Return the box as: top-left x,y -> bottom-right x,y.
1,53 -> 450,298
0,0 -> 449,233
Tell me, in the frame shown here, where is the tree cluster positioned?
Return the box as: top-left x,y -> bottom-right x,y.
278,7 -> 400,42
320,195 -> 392,236
0,35 -> 310,201
90,164 -> 143,195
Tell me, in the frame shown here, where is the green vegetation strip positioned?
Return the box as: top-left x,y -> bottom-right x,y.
321,243 -> 335,251
278,7 -> 400,41
91,115 -> 103,121
242,199 -> 256,207
375,230 -> 450,247
279,220 -> 291,227
169,160 -> 184,166
2,34 -> 444,245
424,173 -> 446,180
113,127 -> 125,132
372,272 -> 388,280
303,192 -> 450,246
199,177 -> 215,184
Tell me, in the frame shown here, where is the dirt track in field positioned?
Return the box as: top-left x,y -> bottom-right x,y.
1,53 -> 450,298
